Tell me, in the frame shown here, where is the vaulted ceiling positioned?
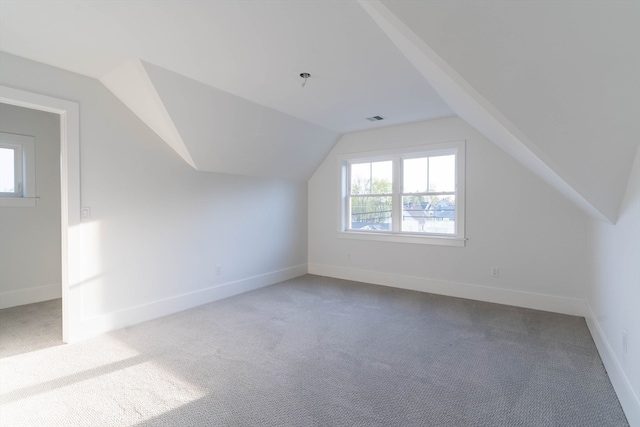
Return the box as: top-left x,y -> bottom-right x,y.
0,0 -> 638,222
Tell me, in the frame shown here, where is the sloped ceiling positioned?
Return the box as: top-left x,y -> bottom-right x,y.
101,58 -> 341,181
369,0 -> 639,223
142,61 -> 341,180
0,0 -> 638,221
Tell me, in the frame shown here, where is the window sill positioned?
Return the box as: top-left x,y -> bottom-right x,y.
0,197 -> 37,208
337,231 -> 466,247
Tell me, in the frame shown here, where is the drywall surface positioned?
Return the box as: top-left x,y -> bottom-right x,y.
587,147 -> 640,427
0,52 -> 307,338
0,103 -> 61,308
380,0 -> 639,223
102,60 -> 340,181
309,117 -> 589,314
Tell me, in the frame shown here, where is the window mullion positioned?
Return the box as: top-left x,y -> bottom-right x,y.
392,157 -> 401,232
345,163 -> 351,230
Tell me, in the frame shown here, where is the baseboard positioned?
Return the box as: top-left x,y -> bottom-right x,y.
585,302 -> 639,427
308,263 -> 587,316
73,264 -> 307,341
0,283 -> 61,309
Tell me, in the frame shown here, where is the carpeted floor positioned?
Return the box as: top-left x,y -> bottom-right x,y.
0,298 -> 63,359
0,275 -> 629,426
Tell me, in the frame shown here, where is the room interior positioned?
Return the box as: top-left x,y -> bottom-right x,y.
0,0 -> 638,426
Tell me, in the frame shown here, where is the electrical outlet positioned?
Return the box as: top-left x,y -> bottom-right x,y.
490,267 -> 500,277
215,265 -> 221,275
81,207 -> 91,221
623,330 -> 628,354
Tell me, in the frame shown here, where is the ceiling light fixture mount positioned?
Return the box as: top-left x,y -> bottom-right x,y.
300,72 -> 311,87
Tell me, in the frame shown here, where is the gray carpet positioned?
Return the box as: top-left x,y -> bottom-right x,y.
0,298 -> 63,359
0,275 -> 628,426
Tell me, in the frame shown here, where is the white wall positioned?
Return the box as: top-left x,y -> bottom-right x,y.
0,52 -> 307,339
587,146 -> 640,427
309,117 -> 589,314
0,103 -> 61,308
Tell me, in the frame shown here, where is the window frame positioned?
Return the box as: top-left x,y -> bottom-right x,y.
338,141 -> 466,247
0,132 -> 36,207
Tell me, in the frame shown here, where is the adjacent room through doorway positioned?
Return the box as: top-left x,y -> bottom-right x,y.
0,103 -> 63,357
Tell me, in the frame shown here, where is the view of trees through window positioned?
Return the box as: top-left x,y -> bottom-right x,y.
348,155 -> 456,234
349,160 -> 393,230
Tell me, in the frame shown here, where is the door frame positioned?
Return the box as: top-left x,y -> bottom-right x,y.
1,85 -> 80,343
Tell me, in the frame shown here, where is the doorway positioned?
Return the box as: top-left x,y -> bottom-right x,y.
0,85 -> 80,344
0,104 -> 62,356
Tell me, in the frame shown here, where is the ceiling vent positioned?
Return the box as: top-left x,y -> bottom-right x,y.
366,115 -> 385,122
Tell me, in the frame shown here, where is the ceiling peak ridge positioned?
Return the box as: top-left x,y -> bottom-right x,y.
100,58 -> 197,169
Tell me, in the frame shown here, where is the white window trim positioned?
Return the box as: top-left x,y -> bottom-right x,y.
337,141 -> 466,247
0,132 -> 36,207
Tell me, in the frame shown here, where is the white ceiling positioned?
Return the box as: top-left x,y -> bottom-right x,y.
0,0 -> 453,133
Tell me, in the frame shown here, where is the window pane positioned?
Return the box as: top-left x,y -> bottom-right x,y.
350,161 -> 392,195
402,195 -> 455,234
0,147 -> 15,193
350,196 -> 392,230
403,157 -> 429,193
350,163 -> 370,194
371,161 -> 392,193
429,155 -> 455,192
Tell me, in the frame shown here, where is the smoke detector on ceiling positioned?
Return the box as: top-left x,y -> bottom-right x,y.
366,115 -> 385,122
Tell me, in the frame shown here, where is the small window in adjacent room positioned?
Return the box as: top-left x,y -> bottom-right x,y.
0,132 -> 36,207
339,141 -> 466,247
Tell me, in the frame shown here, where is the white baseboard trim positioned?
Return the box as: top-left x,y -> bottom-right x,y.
74,264 -> 308,342
0,283 -> 62,309
585,302 -> 639,427
308,263 -> 587,316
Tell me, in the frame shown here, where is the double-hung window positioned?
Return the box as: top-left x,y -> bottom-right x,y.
339,141 -> 465,247
0,132 -> 36,207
